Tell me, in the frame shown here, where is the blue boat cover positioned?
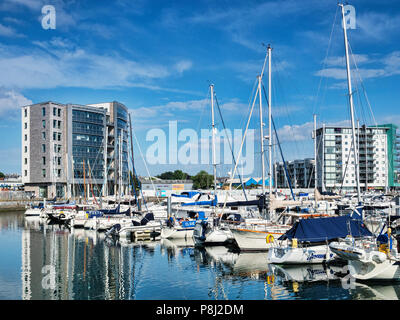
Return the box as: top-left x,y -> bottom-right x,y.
181,195 -> 217,207
171,191 -> 200,198
279,215 -> 373,243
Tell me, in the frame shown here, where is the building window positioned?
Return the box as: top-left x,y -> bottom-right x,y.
53,132 -> 57,141
42,120 -> 46,128
24,109 -> 27,117
24,170 -> 27,176
58,133 -> 61,141
42,169 -> 46,178
42,107 -> 46,116
24,158 -> 27,165
53,120 -> 57,128
24,134 -> 27,141
57,157 -> 61,166
58,120 -> 61,129
42,144 -> 46,152
58,108 -> 61,117
24,123 -> 27,129
57,169 -> 61,177
24,146 -> 27,153
53,107 -> 57,116
42,157 -> 46,165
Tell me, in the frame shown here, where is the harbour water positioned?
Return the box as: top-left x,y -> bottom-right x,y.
1,211 -> 400,300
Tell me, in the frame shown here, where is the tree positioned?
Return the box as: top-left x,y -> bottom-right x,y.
157,170 -> 191,180
192,170 -> 214,189
0,172 -> 4,179
129,171 -> 141,194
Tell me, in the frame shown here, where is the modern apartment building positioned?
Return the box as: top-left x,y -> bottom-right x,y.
274,158 -> 315,189
378,124 -> 400,190
21,101 -> 129,198
315,125 -> 389,192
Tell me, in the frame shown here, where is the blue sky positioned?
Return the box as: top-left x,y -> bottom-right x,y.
0,0 -> 400,178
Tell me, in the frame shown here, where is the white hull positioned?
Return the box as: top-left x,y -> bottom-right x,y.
118,223 -> 161,239
230,228 -> 283,251
161,226 -> 194,239
193,223 -> 233,246
24,208 -> 42,217
268,245 -> 335,264
349,259 -> 400,281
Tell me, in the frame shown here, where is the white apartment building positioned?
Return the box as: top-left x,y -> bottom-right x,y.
316,125 -> 389,192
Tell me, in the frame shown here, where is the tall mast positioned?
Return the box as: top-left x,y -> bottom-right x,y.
268,44 -> 273,198
210,84 -> 217,194
83,159 -> 86,203
258,75 -> 265,195
314,114 -> 317,190
339,3 -> 361,203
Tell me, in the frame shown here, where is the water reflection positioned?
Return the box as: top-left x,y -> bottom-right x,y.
1,211 -> 400,300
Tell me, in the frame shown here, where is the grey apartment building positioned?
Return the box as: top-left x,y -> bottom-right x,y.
274,158 -> 315,189
21,101 -> 129,199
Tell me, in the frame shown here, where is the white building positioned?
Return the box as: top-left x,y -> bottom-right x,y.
316,125 -> 389,192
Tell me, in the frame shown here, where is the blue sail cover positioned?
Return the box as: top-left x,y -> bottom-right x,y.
171,191 -> 200,198
279,215 -> 373,243
181,195 -> 218,207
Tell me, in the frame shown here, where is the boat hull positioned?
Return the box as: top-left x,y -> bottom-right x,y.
230,229 -> 280,251
268,245 -> 335,264
161,226 -> 194,239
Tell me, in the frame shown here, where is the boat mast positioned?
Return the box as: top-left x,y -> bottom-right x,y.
339,3 -> 361,203
314,114 -> 317,208
314,114 -> 317,188
258,74 -> 266,196
268,44 -> 273,199
210,84 -> 217,195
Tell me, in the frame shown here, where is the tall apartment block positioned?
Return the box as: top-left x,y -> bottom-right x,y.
274,158 -> 315,189
315,125 -> 391,192
21,101 -> 129,199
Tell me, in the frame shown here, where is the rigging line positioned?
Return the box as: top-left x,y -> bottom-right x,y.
214,93 -> 248,201
339,136 -> 354,194
130,115 -> 160,203
348,42 -> 378,126
307,131 -> 323,188
271,56 -> 303,158
313,5 -> 339,117
220,81 -> 259,215
261,82 -> 295,199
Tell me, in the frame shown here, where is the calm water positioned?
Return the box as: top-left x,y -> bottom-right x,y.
1,211 -> 399,300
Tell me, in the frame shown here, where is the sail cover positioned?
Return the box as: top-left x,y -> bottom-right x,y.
279,215 -> 373,243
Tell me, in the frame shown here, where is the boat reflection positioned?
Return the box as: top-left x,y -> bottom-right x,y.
350,282 -> 400,300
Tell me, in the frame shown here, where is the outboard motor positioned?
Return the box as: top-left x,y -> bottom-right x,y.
106,223 -> 121,237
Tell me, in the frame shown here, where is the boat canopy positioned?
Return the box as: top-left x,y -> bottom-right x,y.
171,191 -> 200,198
181,195 -> 217,207
279,215 -> 373,243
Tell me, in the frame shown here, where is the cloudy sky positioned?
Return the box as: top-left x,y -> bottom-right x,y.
0,0 -> 400,178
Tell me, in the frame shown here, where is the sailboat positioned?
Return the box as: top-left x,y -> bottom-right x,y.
192,84 -> 240,246
327,3 -> 400,281
267,212 -> 372,264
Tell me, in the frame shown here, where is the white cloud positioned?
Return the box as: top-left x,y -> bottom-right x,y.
315,51 -> 400,82
174,60 -> 193,74
0,40 -> 194,91
0,23 -> 23,37
0,88 -> 32,119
